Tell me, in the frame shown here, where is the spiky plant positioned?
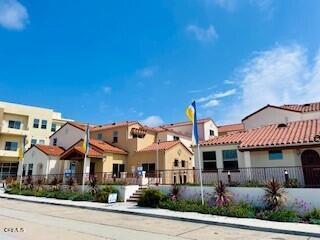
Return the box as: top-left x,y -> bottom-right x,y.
214,181 -> 233,206
170,185 -> 180,201
89,176 -> 98,195
264,178 -> 287,210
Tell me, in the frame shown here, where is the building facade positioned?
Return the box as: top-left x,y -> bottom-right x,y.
0,101 -> 71,179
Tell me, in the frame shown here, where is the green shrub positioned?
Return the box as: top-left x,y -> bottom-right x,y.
241,181 -> 264,187
138,188 -> 164,208
257,209 -> 300,222
284,178 -> 298,188
159,199 -> 256,218
304,209 -> 320,225
94,186 -> 118,202
70,192 -> 94,201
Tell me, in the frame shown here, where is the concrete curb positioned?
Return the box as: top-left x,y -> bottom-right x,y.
1,194 -> 319,238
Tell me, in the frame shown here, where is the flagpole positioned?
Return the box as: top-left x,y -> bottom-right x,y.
19,135 -> 26,192
197,143 -> 204,205
81,124 -> 89,194
82,151 -> 87,193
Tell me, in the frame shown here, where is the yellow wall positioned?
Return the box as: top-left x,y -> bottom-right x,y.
0,101 -> 69,165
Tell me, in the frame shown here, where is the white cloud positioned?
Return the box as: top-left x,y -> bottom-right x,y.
0,0 -> 28,30
203,99 -> 220,108
224,79 -> 235,85
206,0 -> 273,12
136,66 -> 158,78
209,0 -> 236,11
198,88 -> 236,103
140,115 -> 164,127
224,44 -> 320,122
186,24 -> 218,42
102,86 -> 112,94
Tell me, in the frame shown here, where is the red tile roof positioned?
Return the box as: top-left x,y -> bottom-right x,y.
201,118 -> 320,150
35,145 -> 65,156
143,126 -> 191,138
91,121 -> 138,132
218,123 -> 244,133
73,145 -> 103,158
89,139 -> 127,155
138,140 -> 181,152
161,118 -> 213,128
280,102 -> 320,113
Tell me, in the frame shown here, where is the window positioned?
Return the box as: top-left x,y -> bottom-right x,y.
51,123 -> 57,132
33,119 -> 39,128
203,151 -> 217,171
181,160 -> 186,168
97,133 -> 103,140
112,164 -> 125,178
222,150 -> 238,170
22,164 -> 27,177
27,164 -> 33,176
0,162 -> 19,178
39,139 -> 45,144
173,136 -> 180,141
113,131 -> 118,143
5,141 -> 18,151
41,120 -> 47,129
174,159 -> 179,167
209,130 -> 215,136
142,163 -> 156,173
31,139 -> 37,145
8,120 -> 21,129
53,138 -> 58,146
269,150 -> 283,160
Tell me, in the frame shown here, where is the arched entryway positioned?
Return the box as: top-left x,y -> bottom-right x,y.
301,149 -> 320,186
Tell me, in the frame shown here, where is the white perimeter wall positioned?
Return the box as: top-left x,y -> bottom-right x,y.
156,185 -> 320,212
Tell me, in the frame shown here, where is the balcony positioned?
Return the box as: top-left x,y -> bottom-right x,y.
0,125 -> 28,136
0,149 -> 19,158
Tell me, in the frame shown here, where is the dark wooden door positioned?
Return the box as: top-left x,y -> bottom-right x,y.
301,150 -> 320,186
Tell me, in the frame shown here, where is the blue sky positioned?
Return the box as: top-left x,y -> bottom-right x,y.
1,0 -> 320,126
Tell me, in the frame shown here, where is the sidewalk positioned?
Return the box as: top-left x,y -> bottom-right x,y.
0,191 -> 319,238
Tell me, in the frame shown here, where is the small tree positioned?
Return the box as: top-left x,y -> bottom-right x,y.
264,178 -> 287,210
214,181 -> 233,206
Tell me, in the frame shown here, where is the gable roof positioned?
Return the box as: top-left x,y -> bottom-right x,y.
280,102 -> 320,113
91,121 -> 138,132
138,140 -> 193,154
242,105 -> 301,121
30,144 -> 65,156
89,139 -> 127,155
160,118 -> 214,128
218,123 -> 244,134
201,118 -> 320,150
49,121 -> 94,138
143,126 -> 192,139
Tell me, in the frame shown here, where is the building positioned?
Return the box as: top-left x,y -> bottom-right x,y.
197,117 -> 320,187
160,118 -> 218,141
21,121 -> 193,184
242,102 -> 320,129
217,123 -> 244,136
0,101 -> 71,179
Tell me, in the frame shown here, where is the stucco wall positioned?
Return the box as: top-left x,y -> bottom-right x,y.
49,124 -> 84,150
243,107 -> 302,129
157,185 -> 320,212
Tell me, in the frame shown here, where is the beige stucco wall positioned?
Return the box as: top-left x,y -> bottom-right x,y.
18,147 -> 63,176
49,124 -> 84,150
197,144 -> 245,169
243,107 -> 302,129
0,101 -> 69,168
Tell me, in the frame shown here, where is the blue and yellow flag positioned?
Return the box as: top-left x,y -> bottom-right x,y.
82,124 -> 90,155
18,136 -> 26,160
186,101 -> 199,145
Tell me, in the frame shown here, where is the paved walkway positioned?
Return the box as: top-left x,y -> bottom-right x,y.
0,192 -> 319,238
